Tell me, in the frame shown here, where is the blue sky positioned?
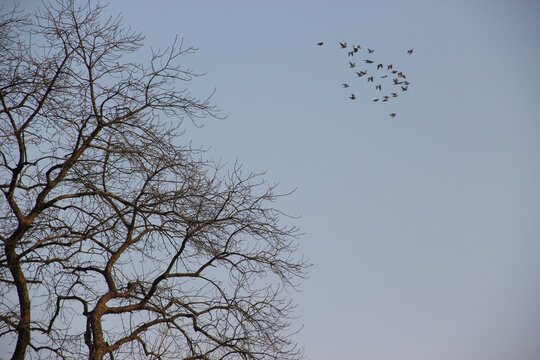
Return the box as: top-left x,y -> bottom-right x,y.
17,0 -> 540,359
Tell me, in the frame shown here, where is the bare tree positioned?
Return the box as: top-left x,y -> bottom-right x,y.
0,1 -> 308,359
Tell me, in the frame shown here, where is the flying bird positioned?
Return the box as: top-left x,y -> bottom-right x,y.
393,78 -> 402,85
390,113 -> 397,117
381,75 -> 388,78
407,49 -> 413,55
377,64 -> 383,69
340,42 -> 347,48
387,64 -> 393,70
401,86 -> 408,91
342,83 -> 349,88
317,42 -> 324,46
373,98 -> 379,102
349,61 -> 356,68
356,71 -> 367,77
375,84 -> 382,91
353,45 -> 361,52
350,94 -> 356,100
348,51 -> 354,57
365,59 -> 374,64
368,48 -> 374,53
367,76 -> 374,82
391,93 -> 398,97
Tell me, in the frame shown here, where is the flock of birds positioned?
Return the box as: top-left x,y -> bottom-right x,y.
317,41 -> 413,118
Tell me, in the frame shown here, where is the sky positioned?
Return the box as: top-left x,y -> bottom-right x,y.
12,0 -> 540,359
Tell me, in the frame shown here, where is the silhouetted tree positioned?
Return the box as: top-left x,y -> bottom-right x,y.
0,1 -> 308,359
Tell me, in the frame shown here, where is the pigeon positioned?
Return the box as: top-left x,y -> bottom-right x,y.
373,98 -> 379,102
367,76 -> 374,82
390,113 -> 397,117
349,61 -> 356,68
350,94 -> 356,100
377,64 -> 383,69
356,71 -> 367,77
348,51 -> 354,57
342,83 -> 349,88
387,64 -> 393,70
407,49 -> 413,55
365,59 -> 374,64
368,48 -> 374,53
317,42 -> 324,46
353,45 -> 361,52
375,84 -> 382,91
393,78 -> 402,85
340,42 -> 347,48
401,86 -> 408,91
383,96 -> 390,101
381,75 -> 388,78
391,93 -> 398,97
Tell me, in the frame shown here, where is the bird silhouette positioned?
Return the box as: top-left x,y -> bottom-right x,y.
376,84 -> 382,91
401,86 -> 408,91
317,42 -> 324,46
391,93 -> 398,97
350,94 -> 356,100
387,64 -> 393,70
367,76 -> 374,82
390,113 -> 397,117
356,71 -> 367,77
377,64 -> 383,69
381,75 -> 388,78
340,42 -> 347,48
373,98 -> 379,102
368,48 -> 374,53
353,45 -> 361,52
365,59 -> 374,64
349,61 -> 356,68
342,83 -> 349,88
348,51 -> 354,57
407,49 -> 413,55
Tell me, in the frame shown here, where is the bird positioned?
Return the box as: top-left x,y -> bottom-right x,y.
373,98 -> 379,102
383,96 -> 390,101
348,51 -> 354,57
342,83 -> 349,88
397,72 -> 404,78
368,48 -> 374,53
393,78 -> 402,85
377,64 -> 383,69
407,49 -> 413,55
392,70 -> 397,74
367,76 -> 374,82
391,92 -> 398,97
375,84 -> 382,91
353,45 -> 361,52
387,64 -> 393,70
356,71 -> 367,77
340,42 -> 347,48
401,86 -> 408,91
349,61 -> 356,68
365,59 -> 374,64
381,75 -> 388,78
317,42 -> 324,46
390,113 -> 397,117
350,93 -> 356,100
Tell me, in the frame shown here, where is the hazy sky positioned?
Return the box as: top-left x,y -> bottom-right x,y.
15,1 -> 540,359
